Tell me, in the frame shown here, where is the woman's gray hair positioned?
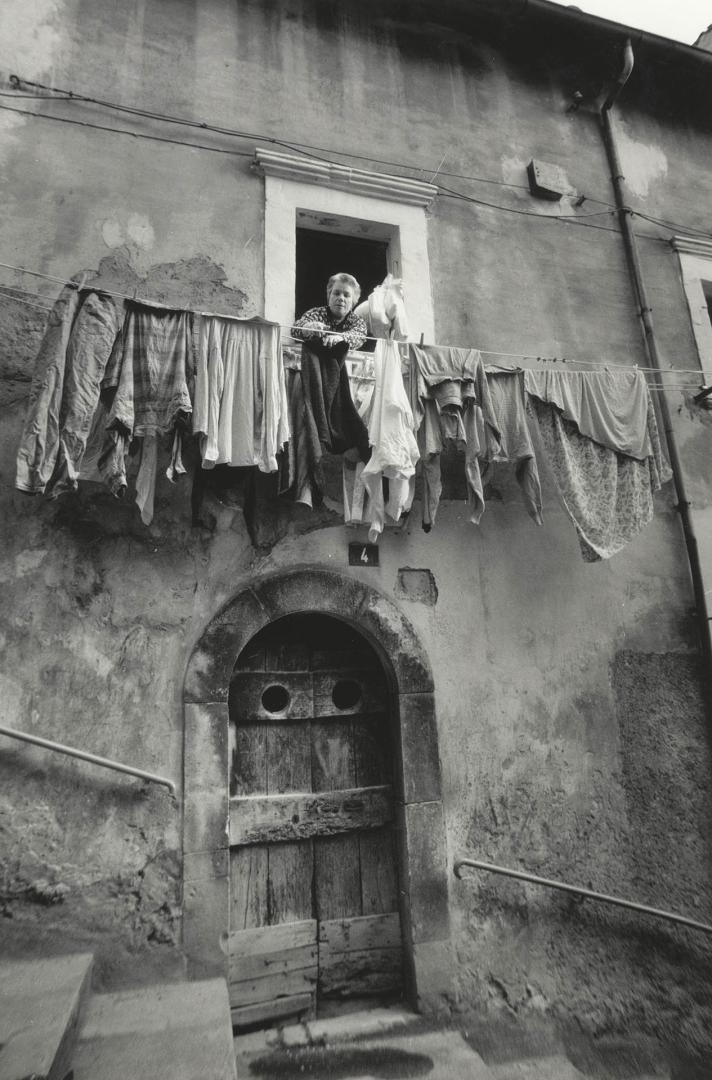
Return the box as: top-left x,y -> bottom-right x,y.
326,273 -> 361,303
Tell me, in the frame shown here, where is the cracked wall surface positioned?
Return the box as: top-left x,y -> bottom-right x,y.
0,0 -> 712,1060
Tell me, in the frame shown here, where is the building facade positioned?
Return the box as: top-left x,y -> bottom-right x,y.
1,0 -> 712,1057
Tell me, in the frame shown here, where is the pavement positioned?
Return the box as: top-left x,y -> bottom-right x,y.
233,1006 -> 676,1080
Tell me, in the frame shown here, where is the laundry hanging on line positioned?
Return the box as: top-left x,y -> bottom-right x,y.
13,274 -> 673,559
525,368 -> 672,561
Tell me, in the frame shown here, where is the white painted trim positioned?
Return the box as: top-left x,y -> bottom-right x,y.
672,235 -> 712,382
258,149 -> 435,342
254,148 -> 437,208
671,235 -> 712,259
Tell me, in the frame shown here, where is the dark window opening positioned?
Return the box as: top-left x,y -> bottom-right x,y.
704,281 -> 712,327
295,228 -> 389,351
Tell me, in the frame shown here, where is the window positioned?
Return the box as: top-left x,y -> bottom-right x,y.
255,148 -> 437,344
672,235 -> 712,381
295,224 -> 388,326
704,280 -> 712,328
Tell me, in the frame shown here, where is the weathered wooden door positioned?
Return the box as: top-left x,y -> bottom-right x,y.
227,615 -> 403,1030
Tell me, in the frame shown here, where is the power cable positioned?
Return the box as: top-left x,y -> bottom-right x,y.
3,77 -> 609,202
6,75 -> 712,243
0,293 -> 52,312
0,263 -> 708,381
0,103 -> 255,159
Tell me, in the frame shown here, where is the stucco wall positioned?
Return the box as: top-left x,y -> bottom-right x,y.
1,0 -> 712,1056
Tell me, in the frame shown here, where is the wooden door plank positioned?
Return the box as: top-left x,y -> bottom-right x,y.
313,692 -> 361,925
313,670 -> 388,718
265,640 -> 310,671
226,919 -> 317,957
311,719 -> 355,792
229,786 -> 393,845
318,949 -> 403,998
314,833 -> 362,921
229,942 -> 317,982
229,967 -> 318,1008
230,846 -> 269,930
359,827 -> 398,915
318,912 -> 401,954
267,840 -> 313,924
230,993 -> 314,1030
311,649 -> 379,671
233,724 -> 267,796
266,723 -> 310,795
229,672 -> 313,723
266,705 -> 313,924
353,716 -> 391,787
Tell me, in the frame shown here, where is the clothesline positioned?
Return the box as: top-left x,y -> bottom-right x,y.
0,256 -> 708,381
13,275 -> 676,562
0,293 -> 53,312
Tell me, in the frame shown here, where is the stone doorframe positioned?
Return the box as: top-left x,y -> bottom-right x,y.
182,566 -> 453,1013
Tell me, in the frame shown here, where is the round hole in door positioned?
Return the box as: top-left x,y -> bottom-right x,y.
332,679 -> 362,710
261,684 -> 290,713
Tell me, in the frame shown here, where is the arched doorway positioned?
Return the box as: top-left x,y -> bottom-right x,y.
183,567 -> 452,1024
228,613 -> 402,1028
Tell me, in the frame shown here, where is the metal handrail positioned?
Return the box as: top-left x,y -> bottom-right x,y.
454,857 -> 712,938
0,723 -> 177,797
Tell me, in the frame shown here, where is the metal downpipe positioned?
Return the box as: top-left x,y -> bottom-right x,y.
599,41 -> 712,707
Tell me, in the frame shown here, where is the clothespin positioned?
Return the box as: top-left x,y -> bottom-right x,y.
419,333 -> 425,346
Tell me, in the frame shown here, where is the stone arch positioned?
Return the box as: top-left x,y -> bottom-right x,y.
182,566 -> 452,1013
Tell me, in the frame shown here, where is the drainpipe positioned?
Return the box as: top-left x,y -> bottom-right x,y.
599,40 -> 712,708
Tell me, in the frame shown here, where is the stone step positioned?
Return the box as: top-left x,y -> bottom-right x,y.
0,951 -> 93,1080
237,1013 -> 679,1080
71,978 -> 237,1080
488,1055 -> 588,1080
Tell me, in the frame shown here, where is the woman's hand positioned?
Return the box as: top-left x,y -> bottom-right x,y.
322,332 -> 345,347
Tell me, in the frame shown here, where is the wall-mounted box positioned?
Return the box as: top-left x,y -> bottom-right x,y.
527,159 -> 569,200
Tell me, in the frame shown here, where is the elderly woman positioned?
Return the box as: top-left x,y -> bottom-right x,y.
283,272 -> 371,508
292,272 -> 368,351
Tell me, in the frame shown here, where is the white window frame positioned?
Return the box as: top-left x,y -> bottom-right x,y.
254,148 -> 437,343
672,235 -> 712,383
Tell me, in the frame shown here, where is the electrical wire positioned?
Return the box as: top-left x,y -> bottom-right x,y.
0,103 -> 255,159
0,98 -> 696,243
0,281 -> 56,303
0,291 -> 53,312
7,75 -> 712,243
1,257 -> 709,382
2,77 -> 609,203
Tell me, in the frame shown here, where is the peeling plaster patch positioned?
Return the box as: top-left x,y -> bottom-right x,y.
102,221 -> 124,249
396,568 -> 438,606
101,214 -> 155,252
501,155 -> 528,189
0,673 -> 25,725
615,122 -> 668,197
78,638 -> 113,680
127,214 -> 156,250
15,547 -> 47,576
0,109 -> 26,148
0,1 -> 63,79
0,549 -> 47,583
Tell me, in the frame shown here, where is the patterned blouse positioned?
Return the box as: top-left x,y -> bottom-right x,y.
292,305 -> 368,352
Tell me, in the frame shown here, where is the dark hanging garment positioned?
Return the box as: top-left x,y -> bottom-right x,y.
299,340 -> 370,461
